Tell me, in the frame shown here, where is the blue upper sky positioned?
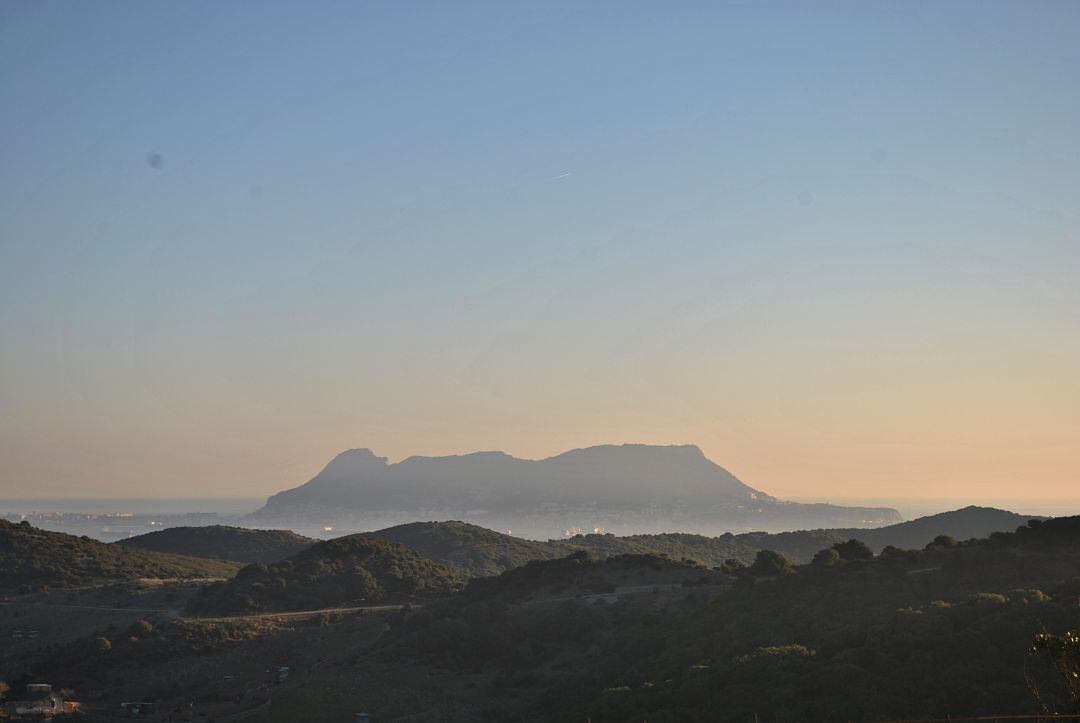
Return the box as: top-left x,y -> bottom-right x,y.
1,1 -> 1078,504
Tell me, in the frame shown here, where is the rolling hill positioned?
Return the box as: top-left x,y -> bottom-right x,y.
0,519 -> 240,593
375,515 -> 1080,722
364,507 -> 1042,576
186,536 -> 463,614
365,520 -> 562,577
117,525 -> 316,564
822,505 -> 1045,552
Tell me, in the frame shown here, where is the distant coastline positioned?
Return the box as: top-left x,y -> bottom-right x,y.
0,497 -> 263,515
5,496 -> 1078,520
785,496 -> 1080,520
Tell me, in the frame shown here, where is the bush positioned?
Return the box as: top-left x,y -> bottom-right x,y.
832,539 -> 874,561
968,592 -> 1007,605
748,550 -> 793,576
130,619 -> 154,637
927,535 -> 958,549
812,548 -> 841,567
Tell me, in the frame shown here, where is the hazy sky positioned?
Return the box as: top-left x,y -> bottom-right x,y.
2,1 -> 1078,506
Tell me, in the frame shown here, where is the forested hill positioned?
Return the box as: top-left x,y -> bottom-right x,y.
365,507 -> 1037,577
559,529 -> 839,568
0,519 -> 240,593
364,521 -> 562,577
377,516 -> 1080,722
186,536 -> 463,614
366,520 -> 814,576
117,525 -> 316,564
561,506 -> 1044,563
823,505 -> 1045,552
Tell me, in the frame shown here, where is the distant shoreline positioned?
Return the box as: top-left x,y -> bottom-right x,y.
785,496 -> 1080,520
0,497 -> 264,515
4,496 -> 1079,523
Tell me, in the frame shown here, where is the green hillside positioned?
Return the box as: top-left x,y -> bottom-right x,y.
117,525 -> 316,563
0,520 -> 240,594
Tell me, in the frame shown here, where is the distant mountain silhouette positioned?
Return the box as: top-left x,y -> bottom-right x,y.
262,444 -> 766,508
251,443 -> 901,535
117,525 -> 316,564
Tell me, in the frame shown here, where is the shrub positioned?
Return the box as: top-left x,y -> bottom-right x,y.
832,539 -> 874,561
812,548 -> 841,567
748,550 -> 793,576
130,619 -> 154,637
968,592 -> 1007,605
926,535 -> 958,549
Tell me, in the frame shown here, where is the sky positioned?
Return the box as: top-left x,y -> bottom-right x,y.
1,1 -> 1078,509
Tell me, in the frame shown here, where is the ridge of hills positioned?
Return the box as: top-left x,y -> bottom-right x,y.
21,514 -> 1080,721
371,514 -> 1080,721
0,519 -> 240,593
114,506 -> 1041,581
185,536 -> 463,614
3,505 -> 1029,602
117,525 -> 316,564
366,506 -> 1041,576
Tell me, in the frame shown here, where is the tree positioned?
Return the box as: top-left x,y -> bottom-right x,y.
832,539 -> 874,561
926,535 -> 958,549
812,548 -> 841,567
720,559 -> 746,573
748,550 -> 793,576
1031,631 -> 1080,710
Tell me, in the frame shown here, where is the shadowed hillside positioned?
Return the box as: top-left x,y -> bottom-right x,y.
365,520 -> 562,577
370,516 -> 1080,721
186,536 -> 463,614
463,550 -> 729,604
363,507 -> 1037,578
117,525 -> 316,563
0,520 -> 240,593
